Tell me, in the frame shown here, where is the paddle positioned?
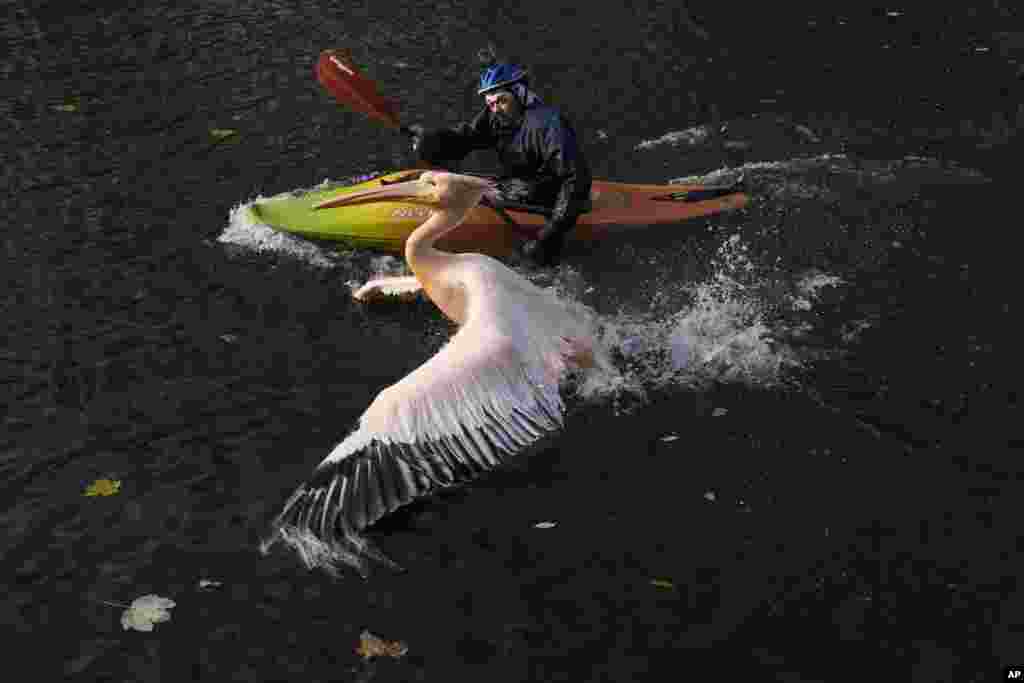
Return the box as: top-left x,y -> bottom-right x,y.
315,48 -> 411,137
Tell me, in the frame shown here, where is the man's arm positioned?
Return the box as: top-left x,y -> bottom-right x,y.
413,107 -> 494,167
532,115 -> 592,258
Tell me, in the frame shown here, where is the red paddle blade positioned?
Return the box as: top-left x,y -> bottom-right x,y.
316,48 -> 401,129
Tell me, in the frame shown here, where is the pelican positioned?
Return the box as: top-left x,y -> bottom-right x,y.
261,171 -> 606,576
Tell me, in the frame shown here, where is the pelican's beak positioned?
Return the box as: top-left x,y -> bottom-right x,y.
313,180 -> 433,210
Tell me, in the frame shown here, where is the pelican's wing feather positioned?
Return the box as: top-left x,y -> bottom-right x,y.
265,320 -> 569,575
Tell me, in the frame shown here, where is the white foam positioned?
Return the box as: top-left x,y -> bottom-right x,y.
217,176 -> 386,269
670,153 -> 988,187
635,125 -> 715,151
791,270 -> 845,311
563,234 -> 832,409
219,199 -> 339,269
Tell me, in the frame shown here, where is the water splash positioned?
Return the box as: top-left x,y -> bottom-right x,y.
217,167 -> 862,408
635,125 -> 715,151
217,174 -> 386,269
220,194 -> 339,269
791,270 -> 844,311
670,153 -> 988,201
567,234 -> 829,413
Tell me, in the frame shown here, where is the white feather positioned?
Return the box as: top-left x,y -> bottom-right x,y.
263,252 -> 601,576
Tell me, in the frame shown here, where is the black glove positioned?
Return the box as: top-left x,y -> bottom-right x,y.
406,124 -> 426,153
410,128 -> 462,169
520,224 -> 565,267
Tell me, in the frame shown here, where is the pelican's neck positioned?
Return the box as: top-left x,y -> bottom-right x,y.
404,206 -> 468,279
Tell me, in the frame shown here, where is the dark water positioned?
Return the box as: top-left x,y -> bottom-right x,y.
3,0 -> 1021,680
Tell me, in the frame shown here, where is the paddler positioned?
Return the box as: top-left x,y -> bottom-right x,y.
407,58 -> 592,267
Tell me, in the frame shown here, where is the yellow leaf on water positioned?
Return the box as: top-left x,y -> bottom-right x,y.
84,479 -> 121,497
650,579 -> 675,590
53,97 -> 81,113
120,594 -> 175,632
355,630 -> 408,659
209,128 -> 238,140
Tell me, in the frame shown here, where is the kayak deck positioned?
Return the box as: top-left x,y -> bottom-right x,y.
246,170 -> 749,256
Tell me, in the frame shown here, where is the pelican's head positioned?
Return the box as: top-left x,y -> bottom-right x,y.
315,171 -> 497,211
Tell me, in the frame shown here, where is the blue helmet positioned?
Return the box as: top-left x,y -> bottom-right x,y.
477,62 -> 529,96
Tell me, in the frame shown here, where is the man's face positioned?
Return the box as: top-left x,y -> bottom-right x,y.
485,90 -> 522,123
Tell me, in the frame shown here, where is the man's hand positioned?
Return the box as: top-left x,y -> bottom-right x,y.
520,235 -> 560,267
406,124 -> 426,152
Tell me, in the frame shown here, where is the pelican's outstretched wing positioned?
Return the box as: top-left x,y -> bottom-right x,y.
262,321 -> 570,576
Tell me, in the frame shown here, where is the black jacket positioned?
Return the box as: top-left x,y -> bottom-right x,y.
419,104 -> 592,241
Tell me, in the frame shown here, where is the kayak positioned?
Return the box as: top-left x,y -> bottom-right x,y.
246,170 -> 749,257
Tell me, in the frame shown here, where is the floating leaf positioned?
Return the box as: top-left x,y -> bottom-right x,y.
209,128 -> 238,141
659,434 -> 679,442
704,491 -> 717,502
650,579 -> 675,590
84,479 -> 121,497
712,408 -> 728,417
356,630 -> 408,659
219,333 -> 238,344
198,579 -> 222,590
120,594 -> 175,632
53,97 -> 81,113
533,521 -> 557,529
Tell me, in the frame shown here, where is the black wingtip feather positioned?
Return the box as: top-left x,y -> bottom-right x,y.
265,416 -> 559,576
